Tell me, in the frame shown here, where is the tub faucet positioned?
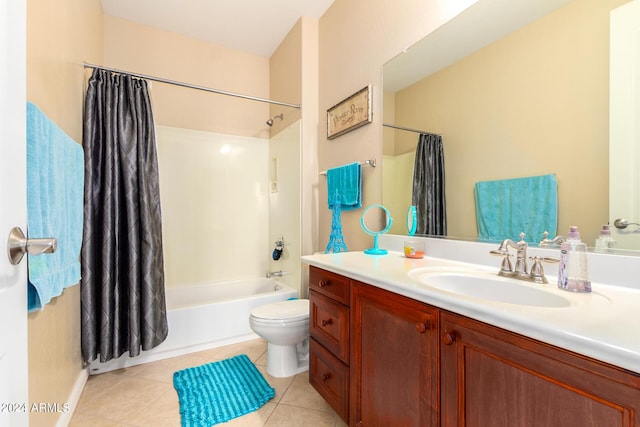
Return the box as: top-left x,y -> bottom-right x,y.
266,270 -> 288,278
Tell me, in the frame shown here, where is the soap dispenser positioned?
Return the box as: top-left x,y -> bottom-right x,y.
557,226 -> 591,293
594,224 -> 616,253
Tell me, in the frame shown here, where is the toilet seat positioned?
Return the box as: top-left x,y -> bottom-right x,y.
250,299 -> 309,322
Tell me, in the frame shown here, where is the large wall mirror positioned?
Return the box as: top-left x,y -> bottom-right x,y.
382,0 -> 640,251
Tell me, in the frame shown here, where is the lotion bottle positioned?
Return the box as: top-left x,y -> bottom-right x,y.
557,226 -> 591,293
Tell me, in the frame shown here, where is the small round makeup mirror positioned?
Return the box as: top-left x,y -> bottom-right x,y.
360,204 -> 393,255
407,205 -> 417,236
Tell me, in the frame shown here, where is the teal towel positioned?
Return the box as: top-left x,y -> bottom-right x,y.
26,102 -> 84,311
327,162 -> 362,211
474,174 -> 557,244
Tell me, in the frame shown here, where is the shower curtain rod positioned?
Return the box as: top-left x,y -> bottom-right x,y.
383,123 -> 440,136
83,62 -> 301,109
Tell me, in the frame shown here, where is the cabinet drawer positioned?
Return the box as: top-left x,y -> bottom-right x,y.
310,290 -> 349,363
309,338 -> 349,422
309,266 -> 350,305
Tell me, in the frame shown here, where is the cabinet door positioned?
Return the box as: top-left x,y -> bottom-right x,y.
440,312 -> 640,427
350,281 -> 439,427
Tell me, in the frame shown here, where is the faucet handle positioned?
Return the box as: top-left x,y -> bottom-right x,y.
490,249 -> 513,275
529,256 -> 559,284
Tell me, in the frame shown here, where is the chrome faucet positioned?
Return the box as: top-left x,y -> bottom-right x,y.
490,232 -> 558,284
266,270 -> 288,278
539,231 -> 565,247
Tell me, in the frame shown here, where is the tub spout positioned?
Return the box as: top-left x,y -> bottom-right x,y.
266,270 -> 288,278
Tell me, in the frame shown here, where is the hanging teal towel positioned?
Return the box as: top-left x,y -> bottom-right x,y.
26,102 -> 84,311
474,174 -> 557,244
327,162 -> 362,211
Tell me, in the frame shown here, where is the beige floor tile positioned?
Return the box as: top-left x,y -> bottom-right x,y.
222,402 -> 277,426
210,339 -> 268,363
279,373 -> 333,412
126,389 -> 182,427
264,404 -> 337,427
68,411 -> 132,427
133,353 -> 212,384
255,365 -> 295,404
77,376 -> 168,423
70,338 -> 333,427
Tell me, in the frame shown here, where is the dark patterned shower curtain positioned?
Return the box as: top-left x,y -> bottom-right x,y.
412,133 -> 447,236
81,68 -> 168,363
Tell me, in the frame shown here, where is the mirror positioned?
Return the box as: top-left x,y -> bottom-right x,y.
360,204 -> 393,255
383,0 -> 637,250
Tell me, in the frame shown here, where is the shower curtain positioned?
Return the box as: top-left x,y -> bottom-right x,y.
81,68 -> 168,363
412,133 -> 447,236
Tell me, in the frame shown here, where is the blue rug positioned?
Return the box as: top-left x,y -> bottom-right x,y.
173,354 -> 275,427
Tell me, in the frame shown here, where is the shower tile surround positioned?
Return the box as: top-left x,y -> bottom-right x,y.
156,126 -> 271,288
70,338 -> 346,426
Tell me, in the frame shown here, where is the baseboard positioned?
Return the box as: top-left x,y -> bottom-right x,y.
57,367 -> 89,427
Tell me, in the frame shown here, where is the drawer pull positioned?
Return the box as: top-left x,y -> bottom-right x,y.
318,280 -> 330,288
442,331 -> 457,346
415,322 -> 428,333
321,373 -> 332,381
321,318 -> 333,327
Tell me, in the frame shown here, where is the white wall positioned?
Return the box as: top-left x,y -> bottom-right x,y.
269,121 -> 302,295
157,126 -> 270,287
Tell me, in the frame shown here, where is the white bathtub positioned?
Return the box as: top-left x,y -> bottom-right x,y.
88,278 -> 297,374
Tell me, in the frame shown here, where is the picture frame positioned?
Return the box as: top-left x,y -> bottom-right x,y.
327,85 -> 372,139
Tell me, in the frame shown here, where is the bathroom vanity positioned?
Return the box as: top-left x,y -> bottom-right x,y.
303,238 -> 640,426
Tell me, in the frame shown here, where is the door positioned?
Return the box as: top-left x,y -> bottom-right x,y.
610,0 -> 640,249
0,0 -> 29,426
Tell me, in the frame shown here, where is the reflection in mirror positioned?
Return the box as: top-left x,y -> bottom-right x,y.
407,205 -> 417,236
382,0 -> 634,249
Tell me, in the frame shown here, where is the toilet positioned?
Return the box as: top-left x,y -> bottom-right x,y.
249,298 -> 310,378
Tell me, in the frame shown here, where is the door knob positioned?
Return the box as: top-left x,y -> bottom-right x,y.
7,227 -> 57,265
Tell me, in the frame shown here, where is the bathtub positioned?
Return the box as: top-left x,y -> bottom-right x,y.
88,278 -> 297,374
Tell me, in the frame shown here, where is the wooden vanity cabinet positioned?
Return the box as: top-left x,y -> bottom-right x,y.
308,266 -> 350,422
440,311 -> 640,426
350,281 -> 439,427
307,266 -> 640,426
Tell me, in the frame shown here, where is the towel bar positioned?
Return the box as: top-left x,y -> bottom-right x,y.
320,159 -> 376,176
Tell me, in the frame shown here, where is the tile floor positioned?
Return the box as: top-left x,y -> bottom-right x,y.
70,338 -> 347,427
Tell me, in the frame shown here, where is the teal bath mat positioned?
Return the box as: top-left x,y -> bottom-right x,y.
173,354 -> 275,426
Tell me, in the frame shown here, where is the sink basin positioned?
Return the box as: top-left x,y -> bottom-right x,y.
408,268 -> 571,308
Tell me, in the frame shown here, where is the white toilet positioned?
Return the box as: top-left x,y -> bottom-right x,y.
249,298 -> 310,378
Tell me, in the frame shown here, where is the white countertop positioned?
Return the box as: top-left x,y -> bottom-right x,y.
302,244 -> 640,375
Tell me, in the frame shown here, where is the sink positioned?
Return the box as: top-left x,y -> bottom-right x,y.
408,268 -> 571,308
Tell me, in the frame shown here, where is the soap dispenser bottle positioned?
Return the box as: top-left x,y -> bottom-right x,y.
557,226 -> 591,293
594,224 -> 616,253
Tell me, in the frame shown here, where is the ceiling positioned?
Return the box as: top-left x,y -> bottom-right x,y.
100,0 -> 335,58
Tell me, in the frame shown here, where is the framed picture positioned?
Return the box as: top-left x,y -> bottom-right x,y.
327,85 -> 372,139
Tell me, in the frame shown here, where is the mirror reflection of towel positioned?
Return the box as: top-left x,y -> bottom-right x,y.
474,174 -> 557,243
327,162 -> 362,211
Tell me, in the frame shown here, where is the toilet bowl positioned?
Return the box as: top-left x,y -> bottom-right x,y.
249,299 -> 309,378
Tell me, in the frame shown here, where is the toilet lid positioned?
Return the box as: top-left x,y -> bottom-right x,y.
250,299 -> 309,321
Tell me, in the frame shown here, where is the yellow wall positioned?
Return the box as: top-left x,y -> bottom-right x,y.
269,19 -> 303,135
317,0 -> 478,252
26,0 -> 103,425
393,0 -> 627,244
103,15 -> 271,138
